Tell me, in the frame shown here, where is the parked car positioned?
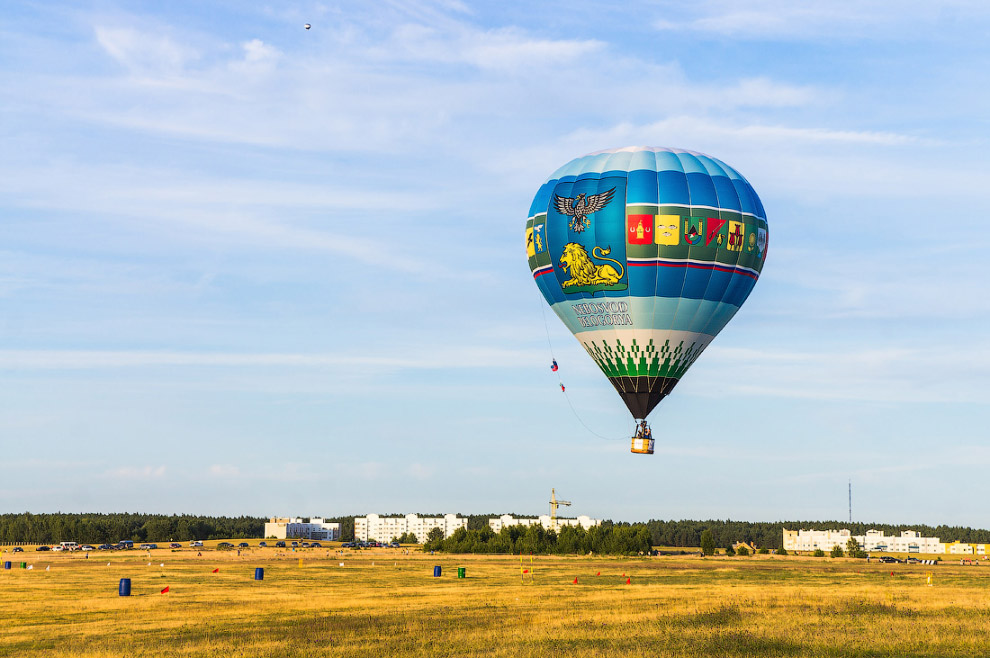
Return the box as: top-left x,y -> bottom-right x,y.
139,543 -> 158,550
291,542 -> 298,547
217,542 -> 234,549
238,542 -> 249,548
190,541 -> 203,547
169,543 -> 182,549
98,544 -> 112,550
878,556 -> 901,563
311,542 -> 322,548
80,545 -> 95,551
275,541 -> 286,548
52,545 -> 64,552
35,546 -> 49,552
259,541 -> 268,547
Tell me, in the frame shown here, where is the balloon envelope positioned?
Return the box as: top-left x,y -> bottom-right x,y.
525,146 -> 768,419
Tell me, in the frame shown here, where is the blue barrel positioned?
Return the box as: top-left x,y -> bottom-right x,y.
3,561 -> 10,569
433,565 -> 442,577
119,578 -> 131,596
254,567 -> 264,580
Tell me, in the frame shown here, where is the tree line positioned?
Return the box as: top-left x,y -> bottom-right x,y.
4,512 -> 988,548
0,513 -> 265,544
423,522 -> 653,555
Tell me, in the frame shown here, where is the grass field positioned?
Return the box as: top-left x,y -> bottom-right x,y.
2,543 -> 989,657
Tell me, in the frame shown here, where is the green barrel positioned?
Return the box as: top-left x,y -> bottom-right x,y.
20,562 -> 27,569
457,567 -> 465,579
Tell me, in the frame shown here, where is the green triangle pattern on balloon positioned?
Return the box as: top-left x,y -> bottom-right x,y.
581,337 -> 705,379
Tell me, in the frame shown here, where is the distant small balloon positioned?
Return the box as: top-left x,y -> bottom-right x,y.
304,23 -> 311,30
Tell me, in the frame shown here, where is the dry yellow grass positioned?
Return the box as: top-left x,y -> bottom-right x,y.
2,544 -> 989,657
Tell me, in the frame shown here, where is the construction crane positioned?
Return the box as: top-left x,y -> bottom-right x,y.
549,488 -> 571,525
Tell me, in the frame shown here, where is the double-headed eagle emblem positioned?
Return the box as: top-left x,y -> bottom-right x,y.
553,187 -> 616,233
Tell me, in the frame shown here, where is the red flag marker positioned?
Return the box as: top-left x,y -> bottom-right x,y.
160,586 -> 169,594
523,569 -> 529,574
212,568 -> 219,573
596,572 -> 601,576
573,577 -> 578,584
626,578 -> 631,584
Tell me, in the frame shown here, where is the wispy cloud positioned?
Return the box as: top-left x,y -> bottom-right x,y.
0,347 -> 542,371
697,343 -> 990,404
208,464 -> 241,478
651,1 -> 987,39
108,465 -> 166,479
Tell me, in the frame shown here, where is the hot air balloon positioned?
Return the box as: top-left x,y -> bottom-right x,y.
525,147 -> 768,454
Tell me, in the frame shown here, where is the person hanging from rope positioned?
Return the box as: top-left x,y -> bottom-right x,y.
551,359 -> 558,372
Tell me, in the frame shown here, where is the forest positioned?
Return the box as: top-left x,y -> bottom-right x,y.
3,512 -> 989,549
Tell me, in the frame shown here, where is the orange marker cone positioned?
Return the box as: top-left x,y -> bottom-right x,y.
626,578 -> 631,584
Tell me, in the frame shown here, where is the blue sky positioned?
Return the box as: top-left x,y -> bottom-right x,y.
2,1 -> 989,527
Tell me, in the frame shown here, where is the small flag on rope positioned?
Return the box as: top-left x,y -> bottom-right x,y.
560,383 -> 565,392
573,577 -> 578,584
160,586 -> 169,594
551,360 -> 558,372
212,568 -> 219,573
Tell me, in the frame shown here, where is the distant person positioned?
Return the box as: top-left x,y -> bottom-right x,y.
643,425 -> 652,440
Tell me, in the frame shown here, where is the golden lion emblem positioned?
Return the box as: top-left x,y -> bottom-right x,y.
559,243 -> 625,288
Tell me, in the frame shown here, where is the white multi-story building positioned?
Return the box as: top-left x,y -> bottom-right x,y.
859,530 -> 942,554
488,514 -> 602,533
264,517 -> 341,541
354,513 -> 467,543
782,528 -> 852,552
783,528 -> 946,554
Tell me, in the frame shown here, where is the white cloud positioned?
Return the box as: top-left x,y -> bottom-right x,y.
208,464 -> 241,477
407,462 -> 436,480
95,26 -> 197,74
0,346 -> 542,371
696,343 -> 990,404
651,1 -> 985,39
109,465 -> 166,479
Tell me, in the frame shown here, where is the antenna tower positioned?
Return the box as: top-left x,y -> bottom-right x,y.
848,479 -> 852,524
